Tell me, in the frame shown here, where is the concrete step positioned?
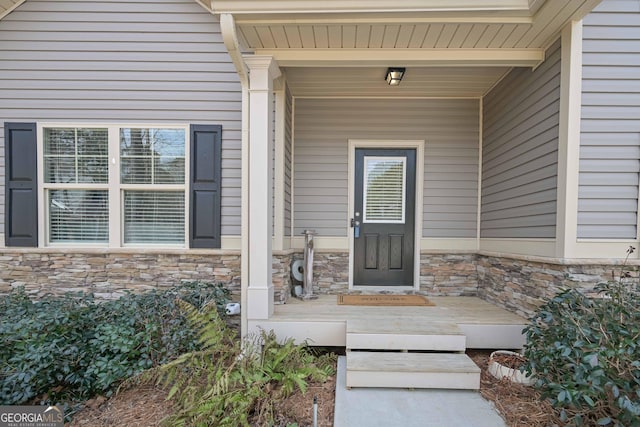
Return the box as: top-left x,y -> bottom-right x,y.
346,319 -> 466,352
346,351 -> 481,390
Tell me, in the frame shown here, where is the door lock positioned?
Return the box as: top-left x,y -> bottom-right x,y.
351,218 -> 361,238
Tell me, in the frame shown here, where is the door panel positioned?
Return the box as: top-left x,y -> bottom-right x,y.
354,148 -> 416,286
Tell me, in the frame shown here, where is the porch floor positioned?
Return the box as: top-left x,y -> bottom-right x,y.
249,295 -> 529,349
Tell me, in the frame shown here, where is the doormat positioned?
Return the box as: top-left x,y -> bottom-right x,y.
337,294 -> 434,306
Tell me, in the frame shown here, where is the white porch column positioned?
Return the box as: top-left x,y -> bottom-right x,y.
244,55 -> 281,320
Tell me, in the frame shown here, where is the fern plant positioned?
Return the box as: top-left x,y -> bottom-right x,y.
138,299 -> 335,427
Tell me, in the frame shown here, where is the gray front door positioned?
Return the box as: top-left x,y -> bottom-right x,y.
353,148 -> 416,286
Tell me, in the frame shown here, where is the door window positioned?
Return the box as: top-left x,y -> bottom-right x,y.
363,156 -> 406,223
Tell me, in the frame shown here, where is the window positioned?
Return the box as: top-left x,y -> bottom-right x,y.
4,122 -> 220,248
119,128 -> 186,244
363,156 -> 406,224
44,128 -> 109,243
41,125 -> 188,247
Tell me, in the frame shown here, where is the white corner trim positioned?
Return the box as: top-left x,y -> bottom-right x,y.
273,85 -> 287,251
555,20 -> 583,259
477,98 -> 483,250
289,96 -> 296,239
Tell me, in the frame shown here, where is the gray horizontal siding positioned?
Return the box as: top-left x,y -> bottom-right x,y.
294,98 -> 479,238
0,0 -> 242,237
579,0 -> 640,239
481,39 -> 561,239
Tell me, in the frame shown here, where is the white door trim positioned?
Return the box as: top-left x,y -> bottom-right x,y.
347,139 -> 425,291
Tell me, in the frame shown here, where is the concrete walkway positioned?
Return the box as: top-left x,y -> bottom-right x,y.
333,356 -> 506,427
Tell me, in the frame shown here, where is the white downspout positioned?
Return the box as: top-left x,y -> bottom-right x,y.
220,13 -> 250,338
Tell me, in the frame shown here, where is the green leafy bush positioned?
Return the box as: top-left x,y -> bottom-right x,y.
0,281 -> 229,405
143,299 -> 335,427
522,248 -> 640,426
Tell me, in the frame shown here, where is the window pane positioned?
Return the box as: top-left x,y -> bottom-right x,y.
363,157 -> 406,223
123,191 -> 184,244
44,128 -> 108,183
120,128 -> 185,184
121,157 -> 152,184
155,157 -> 185,184
48,189 -> 109,243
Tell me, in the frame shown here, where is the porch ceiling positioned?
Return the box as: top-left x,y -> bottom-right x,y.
212,0 -> 601,68
285,66 -> 510,98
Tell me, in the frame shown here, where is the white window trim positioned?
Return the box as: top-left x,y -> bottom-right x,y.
37,123 -> 191,248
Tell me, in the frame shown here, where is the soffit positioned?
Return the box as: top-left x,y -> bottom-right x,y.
213,0 -> 602,67
0,0 -> 25,20
285,66 -> 510,98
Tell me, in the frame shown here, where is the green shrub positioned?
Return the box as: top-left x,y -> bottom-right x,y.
0,281 -> 229,405
522,247 -> 640,426
143,299 -> 336,427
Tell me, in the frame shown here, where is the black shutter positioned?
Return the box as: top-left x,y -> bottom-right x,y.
190,125 -> 222,248
4,122 -> 38,247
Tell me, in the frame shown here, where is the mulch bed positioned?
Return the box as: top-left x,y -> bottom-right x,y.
68,376 -> 336,427
67,385 -> 174,427
69,351 -> 561,427
468,350 -> 559,427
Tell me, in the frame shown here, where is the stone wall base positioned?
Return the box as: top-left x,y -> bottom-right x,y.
0,251 -> 241,300
272,252 -> 479,302
0,250 -> 624,321
272,252 -> 349,304
477,255 -> 619,319
420,254 -> 478,295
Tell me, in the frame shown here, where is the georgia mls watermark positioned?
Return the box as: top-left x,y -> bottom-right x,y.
0,406 -> 63,427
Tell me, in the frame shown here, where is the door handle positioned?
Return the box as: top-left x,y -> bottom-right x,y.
351,218 -> 360,238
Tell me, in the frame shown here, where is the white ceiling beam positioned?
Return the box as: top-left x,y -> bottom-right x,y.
253,48 -> 545,67
212,0 -> 531,15
235,15 -> 534,25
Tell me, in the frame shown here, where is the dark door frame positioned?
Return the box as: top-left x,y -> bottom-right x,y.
347,140 -> 424,290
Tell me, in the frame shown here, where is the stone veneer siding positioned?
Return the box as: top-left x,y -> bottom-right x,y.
0,250 -> 241,300
273,253 -> 293,304
477,255 -> 624,319
0,250 -> 626,321
271,252 -> 479,301
272,252 -> 350,304
419,254 -> 478,295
